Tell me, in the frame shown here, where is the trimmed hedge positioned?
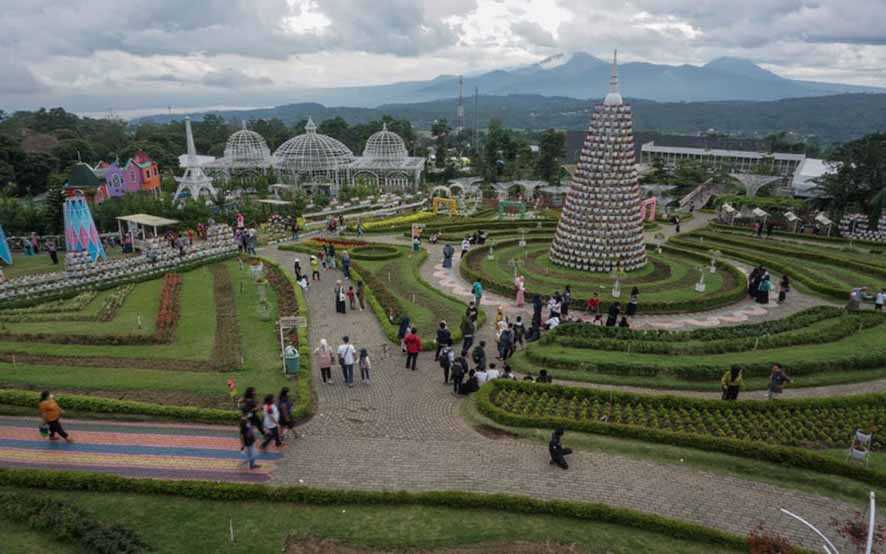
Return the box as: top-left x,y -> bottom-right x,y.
547,306 -> 843,342
0,389 -> 237,423
545,311 -> 883,355
692,230 -> 886,276
0,468 -> 748,552
709,222 -> 884,248
0,490 -> 150,553
477,380 -> 886,487
348,244 -> 401,261
460,238 -> 748,314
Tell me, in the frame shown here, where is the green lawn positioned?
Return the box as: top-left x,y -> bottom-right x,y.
0,517 -> 79,554
0,487 -> 738,554
0,260 -> 293,409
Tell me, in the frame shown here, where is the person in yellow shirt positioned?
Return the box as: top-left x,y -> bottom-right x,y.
38,391 -> 73,442
720,366 -> 743,401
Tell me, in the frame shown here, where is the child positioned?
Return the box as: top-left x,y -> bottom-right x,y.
358,348 -> 372,384
347,285 -> 356,310
319,250 -> 327,270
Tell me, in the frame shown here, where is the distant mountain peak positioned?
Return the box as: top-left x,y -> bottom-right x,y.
703,57 -> 782,80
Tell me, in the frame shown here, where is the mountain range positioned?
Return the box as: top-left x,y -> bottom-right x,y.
258,52 -> 883,108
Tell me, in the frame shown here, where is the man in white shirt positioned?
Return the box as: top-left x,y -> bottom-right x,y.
876,289 -> 885,312
486,363 -> 500,381
337,336 -> 357,387
475,367 -> 489,385
461,238 -> 471,258
545,315 -> 560,330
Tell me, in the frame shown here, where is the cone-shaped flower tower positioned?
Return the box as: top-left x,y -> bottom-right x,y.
63,193 -> 106,262
549,51 -> 647,272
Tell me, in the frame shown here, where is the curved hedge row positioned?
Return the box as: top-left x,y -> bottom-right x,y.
348,244 -> 401,261
522,324 -> 886,380
709,222 -> 884,248
0,469 -> 748,552
477,380 -> 886,487
460,238 -> 748,314
547,306 -> 843,342
544,312 -> 883,355
692,230 -> 886,276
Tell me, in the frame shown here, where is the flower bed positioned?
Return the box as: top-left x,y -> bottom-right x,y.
95,284 -> 135,322
0,291 -> 98,320
361,210 -> 437,232
303,237 -> 369,250
208,264 -> 241,371
154,273 -> 183,343
478,380 -> 886,486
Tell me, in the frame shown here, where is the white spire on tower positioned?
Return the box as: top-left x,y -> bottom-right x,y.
185,116 -> 198,163
604,49 -> 623,106
305,116 -> 317,133
174,116 -> 217,203
241,120 -> 247,130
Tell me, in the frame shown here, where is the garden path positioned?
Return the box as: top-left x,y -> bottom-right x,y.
0,415 -> 281,483
262,245 -> 874,551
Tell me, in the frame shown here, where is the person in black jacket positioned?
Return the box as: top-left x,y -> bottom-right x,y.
471,341 -> 487,371
459,369 -> 479,395
239,387 -> 264,437
531,294 -> 543,328
450,355 -> 467,393
239,416 -> 260,470
435,321 -> 452,361
549,427 -> 572,469
460,317 -> 475,357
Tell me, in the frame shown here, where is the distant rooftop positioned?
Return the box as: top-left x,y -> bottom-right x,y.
641,142 -> 805,162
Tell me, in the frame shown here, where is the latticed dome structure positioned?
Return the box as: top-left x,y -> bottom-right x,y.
549,51 -> 647,272
363,123 -> 408,162
224,122 -> 272,168
273,117 -> 354,189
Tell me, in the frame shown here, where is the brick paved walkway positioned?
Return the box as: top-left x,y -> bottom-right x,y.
263,245 -> 880,551
0,416 -> 282,482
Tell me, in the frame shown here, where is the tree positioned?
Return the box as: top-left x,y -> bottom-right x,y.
43,180 -> 66,234
13,152 -> 58,197
431,119 -> 450,138
536,129 -> 565,184
435,138 -> 447,169
815,132 -> 886,224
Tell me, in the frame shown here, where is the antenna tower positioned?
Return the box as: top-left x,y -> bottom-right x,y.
456,75 -> 465,133
473,87 -> 479,154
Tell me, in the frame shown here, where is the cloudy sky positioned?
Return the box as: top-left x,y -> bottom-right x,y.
2,0 -> 884,116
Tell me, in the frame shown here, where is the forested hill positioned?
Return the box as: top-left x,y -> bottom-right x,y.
138,93 -> 886,144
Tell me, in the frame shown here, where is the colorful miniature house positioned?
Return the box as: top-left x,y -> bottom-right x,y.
123,151 -> 161,195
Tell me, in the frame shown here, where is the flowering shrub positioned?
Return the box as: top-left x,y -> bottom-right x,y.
154,273 -> 183,343
304,238 -> 369,250
96,284 -> 135,322
746,525 -> 799,554
487,380 -> 884,449
361,210 -> 436,231
832,512 -> 886,553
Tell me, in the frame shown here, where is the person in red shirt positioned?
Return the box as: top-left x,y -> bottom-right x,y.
403,327 -> 422,371
586,292 -> 601,316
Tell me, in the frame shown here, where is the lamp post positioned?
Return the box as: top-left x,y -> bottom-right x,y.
709,249 -> 721,273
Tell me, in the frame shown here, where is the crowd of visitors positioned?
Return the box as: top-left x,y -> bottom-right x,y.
236,386 -> 297,470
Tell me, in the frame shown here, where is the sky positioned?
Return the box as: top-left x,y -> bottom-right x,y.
1,0 -> 885,116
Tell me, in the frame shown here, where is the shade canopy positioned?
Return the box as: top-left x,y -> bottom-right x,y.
116,214 -> 179,227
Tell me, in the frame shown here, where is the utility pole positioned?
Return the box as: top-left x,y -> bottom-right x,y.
456,75 -> 465,133
473,87 -> 479,155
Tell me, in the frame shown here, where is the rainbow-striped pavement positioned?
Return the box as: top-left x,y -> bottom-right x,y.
0,416 -> 284,483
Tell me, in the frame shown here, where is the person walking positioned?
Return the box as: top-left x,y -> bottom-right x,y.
435,321 -> 452,361
606,302 -> 621,327
674,216 -> 681,234
38,391 -> 73,443
259,395 -> 282,449
626,287 -> 639,316
239,387 -> 264,437
778,275 -> 790,304
472,340 -> 487,371
404,327 -> 422,370
347,285 -> 356,310
47,240 -> 59,265
293,258 -> 302,281
460,316 -> 475,357
442,243 -> 455,269
358,348 -> 372,384
328,243 -> 337,269
239,416 -> 260,470
397,314 -> 412,352
720,365 -> 743,400
498,324 -> 514,360
461,237 -> 471,258
315,339 -> 334,384
756,274 -> 772,304
515,275 -> 525,307
876,288 -> 886,312
532,294 -> 543,328
471,280 -> 484,306
767,363 -> 792,400
465,301 -> 479,323
310,255 -> 321,281
439,344 -> 454,384
334,280 -> 347,314
341,251 -> 351,280
277,387 -> 296,438
561,285 -> 572,317
337,336 -> 357,387
450,354 -> 467,392
356,281 -> 366,311
549,428 -> 573,470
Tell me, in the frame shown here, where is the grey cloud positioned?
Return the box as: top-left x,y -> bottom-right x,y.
201,69 -> 273,88
511,21 -> 556,48
0,60 -> 48,94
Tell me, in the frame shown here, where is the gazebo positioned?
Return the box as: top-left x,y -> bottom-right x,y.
116,214 -> 179,250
